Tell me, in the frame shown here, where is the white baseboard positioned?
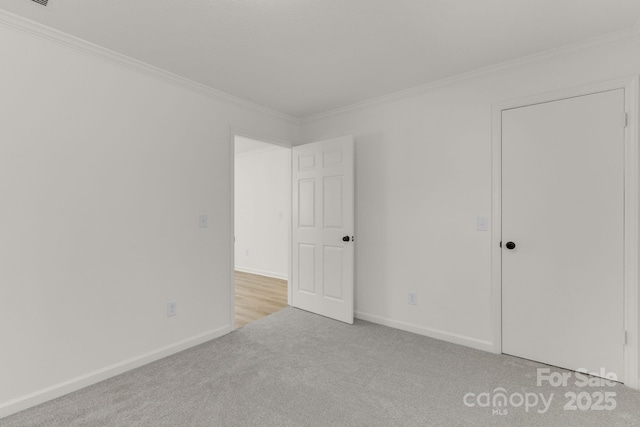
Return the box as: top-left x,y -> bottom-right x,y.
0,325 -> 232,419
234,266 -> 288,281
355,311 -> 494,353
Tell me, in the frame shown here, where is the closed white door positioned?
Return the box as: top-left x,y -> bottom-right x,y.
292,136 -> 354,324
502,89 -> 625,378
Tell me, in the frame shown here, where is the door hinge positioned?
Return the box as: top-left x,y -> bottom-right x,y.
623,330 -> 628,345
623,112 -> 628,128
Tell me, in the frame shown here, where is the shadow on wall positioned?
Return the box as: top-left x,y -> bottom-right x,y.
354,131 -> 389,316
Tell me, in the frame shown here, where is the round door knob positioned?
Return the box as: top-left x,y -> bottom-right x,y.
342,236 -> 350,242
505,241 -> 516,250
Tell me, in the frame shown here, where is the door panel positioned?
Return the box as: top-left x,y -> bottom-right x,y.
298,180 -> 316,227
323,176 -> 343,228
298,244 -> 316,294
292,136 -> 354,324
323,246 -> 344,299
502,90 -> 625,378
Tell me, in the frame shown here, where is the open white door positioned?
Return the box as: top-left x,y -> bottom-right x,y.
292,136 -> 354,324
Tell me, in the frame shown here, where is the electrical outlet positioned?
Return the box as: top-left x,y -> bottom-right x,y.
199,214 -> 208,228
408,292 -> 417,305
167,301 -> 177,317
477,216 -> 489,231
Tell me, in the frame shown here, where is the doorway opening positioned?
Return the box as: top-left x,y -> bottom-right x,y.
233,135 -> 291,328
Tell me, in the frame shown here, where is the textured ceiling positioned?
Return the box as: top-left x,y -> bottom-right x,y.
1,0 -> 639,117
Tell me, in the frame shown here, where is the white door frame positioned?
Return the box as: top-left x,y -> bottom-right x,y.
491,76 -> 640,389
228,128 -> 294,330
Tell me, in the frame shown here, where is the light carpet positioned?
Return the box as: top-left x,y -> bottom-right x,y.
2,307 -> 640,426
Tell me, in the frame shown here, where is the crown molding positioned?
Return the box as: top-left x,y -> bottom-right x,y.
302,23 -> 640,123
0,9 -> 301,125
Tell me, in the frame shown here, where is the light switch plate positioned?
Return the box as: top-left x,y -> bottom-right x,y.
477,216 -> 489,231
199,214 -> 208,228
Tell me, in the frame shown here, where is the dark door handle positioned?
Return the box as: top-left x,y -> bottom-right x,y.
342,236 -> 350,242
505,241 -> 516,250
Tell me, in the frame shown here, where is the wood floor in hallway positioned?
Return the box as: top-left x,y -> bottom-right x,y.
234,271 -> 288,328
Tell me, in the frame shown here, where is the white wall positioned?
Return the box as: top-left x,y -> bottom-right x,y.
0,21 -> 298,417
234,142 -> 291,279
301,35 -> 640,354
